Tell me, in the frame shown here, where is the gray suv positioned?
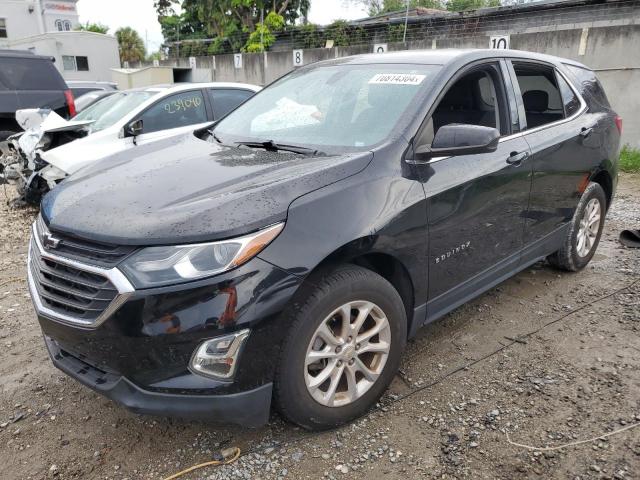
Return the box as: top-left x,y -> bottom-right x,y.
0,50 -> 75,141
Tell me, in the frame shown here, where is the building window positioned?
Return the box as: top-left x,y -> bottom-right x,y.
76,56 -> 89,71
0,18 -> 7,38
62,55 -> 76,71
64,20 -> 71,31
55,20 -> 63,31
62,55 -> 89,72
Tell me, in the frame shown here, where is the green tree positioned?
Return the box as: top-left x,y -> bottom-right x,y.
75,22 -> 109,34
358,0 -> 444,16
115,27 -> 146,64
243,12 -> 284,52
325,20 -> 351,47
446,0 -> 499,11
156,1 -> 311,56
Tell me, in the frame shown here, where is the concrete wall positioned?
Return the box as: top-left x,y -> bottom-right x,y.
111,67 -> 175,89
7,31 -> 120,82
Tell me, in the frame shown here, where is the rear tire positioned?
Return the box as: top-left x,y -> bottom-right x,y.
547,182 -> 606,271
274,265 -> 406,430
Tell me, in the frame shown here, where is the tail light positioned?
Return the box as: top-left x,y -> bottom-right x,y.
614,115 -> 622,134
64,89 -> 76,117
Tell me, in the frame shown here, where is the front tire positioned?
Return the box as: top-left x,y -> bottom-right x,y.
548,182 -> 606,271
274,265 -> 406,430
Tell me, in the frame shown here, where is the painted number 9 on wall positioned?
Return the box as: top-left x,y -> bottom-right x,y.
293,49 -> 303,67
490,35 -> 510,49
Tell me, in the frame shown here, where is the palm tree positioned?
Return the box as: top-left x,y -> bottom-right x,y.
115,27 -> 146,64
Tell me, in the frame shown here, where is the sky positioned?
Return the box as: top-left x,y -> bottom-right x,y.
77,0 -> 368,53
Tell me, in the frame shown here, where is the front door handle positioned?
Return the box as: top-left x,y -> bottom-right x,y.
580,127 -> 594,138
506,151 -> 529,166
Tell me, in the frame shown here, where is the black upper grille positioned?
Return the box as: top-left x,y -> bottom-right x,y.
30,237 -> 119,322
36,216 -> 135,267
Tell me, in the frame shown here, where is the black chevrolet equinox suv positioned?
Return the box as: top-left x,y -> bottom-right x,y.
28,50 -> 620,430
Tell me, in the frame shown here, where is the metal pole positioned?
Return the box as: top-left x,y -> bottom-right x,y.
403,0 -> 409,43
176,24 -> 180,59
260,8 -> 264,49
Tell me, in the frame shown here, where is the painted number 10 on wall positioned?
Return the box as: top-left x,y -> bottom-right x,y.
489,35 -> 510,49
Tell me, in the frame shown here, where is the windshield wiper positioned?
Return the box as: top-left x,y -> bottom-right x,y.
236,140 -> 323,156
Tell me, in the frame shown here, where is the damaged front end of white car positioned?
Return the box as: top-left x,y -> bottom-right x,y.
0,109 -> 92,205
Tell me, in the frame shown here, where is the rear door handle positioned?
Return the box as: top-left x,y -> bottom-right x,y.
506,151 -> 529,166
580,127 -> 594,138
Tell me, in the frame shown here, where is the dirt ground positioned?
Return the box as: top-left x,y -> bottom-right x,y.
0,175 -> 639,480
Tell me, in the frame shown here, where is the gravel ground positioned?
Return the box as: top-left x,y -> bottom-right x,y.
0,175 -> 639,480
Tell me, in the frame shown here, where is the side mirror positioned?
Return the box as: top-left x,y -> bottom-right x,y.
124,119 -> 143,137
415,124 -> 500,159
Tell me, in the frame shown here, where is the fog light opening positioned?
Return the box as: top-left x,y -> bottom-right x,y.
189,329 -> 250,380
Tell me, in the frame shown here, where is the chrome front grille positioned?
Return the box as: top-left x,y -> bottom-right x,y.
28,219 -> 135,328
29,241 -> 118,321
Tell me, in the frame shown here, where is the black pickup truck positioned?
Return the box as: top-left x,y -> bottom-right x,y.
0,50 -> 75,140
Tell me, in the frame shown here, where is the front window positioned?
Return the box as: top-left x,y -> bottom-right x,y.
139,90 -> 208,134
73,91 -> 155,133
214,64 -> 441,151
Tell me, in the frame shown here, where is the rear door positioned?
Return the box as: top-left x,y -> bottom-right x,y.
507,60 -> 599,249
413,61 -> 532,318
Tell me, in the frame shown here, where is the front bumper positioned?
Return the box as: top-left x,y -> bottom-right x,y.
28,223 -> 303,426
44,336 -> 272,427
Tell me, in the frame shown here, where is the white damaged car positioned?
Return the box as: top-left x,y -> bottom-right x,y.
5,82 -> 260,203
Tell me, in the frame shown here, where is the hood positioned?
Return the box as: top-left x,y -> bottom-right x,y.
41,133 -> 373,245
40,127 -> 115,174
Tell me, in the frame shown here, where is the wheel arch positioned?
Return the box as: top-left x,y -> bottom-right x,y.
590,169 -> 613,210
294,238 -> 417,338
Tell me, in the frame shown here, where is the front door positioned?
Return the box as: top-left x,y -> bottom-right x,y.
134,89 -> 210,147
412,62 -> 533,320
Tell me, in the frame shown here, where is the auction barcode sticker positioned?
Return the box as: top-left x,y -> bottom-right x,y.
369,73 -> 426,85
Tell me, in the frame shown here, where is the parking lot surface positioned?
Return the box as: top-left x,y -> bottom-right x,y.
1,175 -> 639,480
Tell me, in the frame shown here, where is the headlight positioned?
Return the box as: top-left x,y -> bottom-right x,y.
120,223 -> 284,288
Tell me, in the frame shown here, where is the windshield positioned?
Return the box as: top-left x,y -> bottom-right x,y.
214,64 -> 441,151
73,91 -> 156,133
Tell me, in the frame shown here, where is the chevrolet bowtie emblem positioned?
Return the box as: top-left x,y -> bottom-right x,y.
42,232 -> 62,250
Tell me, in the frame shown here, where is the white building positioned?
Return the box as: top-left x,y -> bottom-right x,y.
0,0 -> 120,81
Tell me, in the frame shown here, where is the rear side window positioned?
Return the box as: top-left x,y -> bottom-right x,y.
513,63 -> 564,129
140,90 -> 208,134
556,73 -> 581,117
208,88 -> 254,119
71,87 -> 98,97
564,65 -> 611,110
0,57 -> 65,90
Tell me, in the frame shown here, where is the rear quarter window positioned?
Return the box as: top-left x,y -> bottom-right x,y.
564,64 -> 611,111
0,57 -> 65,90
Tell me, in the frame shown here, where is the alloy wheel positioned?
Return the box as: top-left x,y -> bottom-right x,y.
576,198 -> 601,257
304,300 -> 391,407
